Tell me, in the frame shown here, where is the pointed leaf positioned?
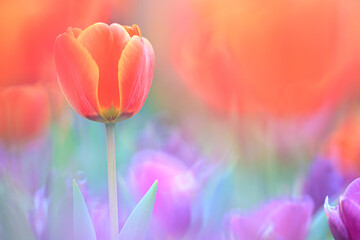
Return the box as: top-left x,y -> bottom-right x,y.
0,183 -> 36,240
73,179 -> 97,240
306,207 -> 333,240
118,180 -> 158,240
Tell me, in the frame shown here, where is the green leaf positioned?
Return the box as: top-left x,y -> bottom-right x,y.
73,179 -> 97,240
0,183 -> 36,240
118,180 -> 158,240
306,207 -> 333,240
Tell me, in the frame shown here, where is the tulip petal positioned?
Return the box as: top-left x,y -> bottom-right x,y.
265,197 -> 313,240
343,177 -> 360,203
324,197 -> 349,240
117,36 -> 154,121
339,197 -> 360,239
55,30 -> 102,121
77,23 -> 130,121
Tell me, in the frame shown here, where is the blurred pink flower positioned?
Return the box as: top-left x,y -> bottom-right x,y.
127,150 -> 199,238
224,197 -> 314,240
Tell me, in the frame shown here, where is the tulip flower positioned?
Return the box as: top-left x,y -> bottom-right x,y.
303,158 -> 344,212
0,85 -> 50,146
171,0 -> 360,117
324,177 -> 360,240
321,111 -> 360,179
54,22 -> 154,240
0,0 -> 113,87
127,150 -> 198,237
55,22 -> 154,123
225,197 -> 314,240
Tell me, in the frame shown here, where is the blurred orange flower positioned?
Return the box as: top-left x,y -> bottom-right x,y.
322,111 -> 360,177
0,85 -> 51,145
54,23 -> 155,123
0,0 -> 112,87
172,0 -> 360,117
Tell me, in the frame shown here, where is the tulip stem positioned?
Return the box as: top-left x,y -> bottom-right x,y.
106,123 -> 119,240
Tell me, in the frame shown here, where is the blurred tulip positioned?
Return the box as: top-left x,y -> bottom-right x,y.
127,150 -> 198,237
322,111 -> 360,179
0,0 -> 112,87
0,85 -> 50,146
55,23 -> 154,123
303,158 -> 344,213
172,0 -> 360,117
224,197 -> 313,240
324,177 -> 360,240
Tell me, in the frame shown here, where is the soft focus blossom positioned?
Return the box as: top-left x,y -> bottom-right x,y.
0,0 -> 112,87
0,85 -> 51,146
324,177 -> 360,240
127,150 -> 198,237
322,111 -> 360,179
303,158 -> 344,212
172,0 -> 360,117
55,23 -> 154,123
225,197 -> 314,240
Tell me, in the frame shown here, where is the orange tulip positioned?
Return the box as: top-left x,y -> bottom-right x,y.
0,0 -> 112,87
54,23 -> 154,123
0,85 -> 51,145
322,111 -> 360,177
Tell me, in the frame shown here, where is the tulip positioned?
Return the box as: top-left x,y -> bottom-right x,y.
324,177 -> 360,240
0,0 -> 112,87
171,0 -> 360,117
55,22 -> 154,240
54,23 -> 154,123
225,197 -> 314,240
321,111 -> 360,178
303,158 -> 344,212
0,85 -> 51,146
127,150 -> 198,237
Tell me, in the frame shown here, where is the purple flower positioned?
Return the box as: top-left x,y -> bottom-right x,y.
324,177 -> 360,240
127,150 -> 199,238
224,197 -> 314,240
303,157 -> 344,212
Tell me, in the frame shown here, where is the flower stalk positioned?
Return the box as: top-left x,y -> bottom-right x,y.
106,123 -> 118,240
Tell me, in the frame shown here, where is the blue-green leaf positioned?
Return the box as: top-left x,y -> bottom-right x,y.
306,207 -> 333,240
73,179 -> 97,240
118,180 -> 158,240
0,183 -> 36,240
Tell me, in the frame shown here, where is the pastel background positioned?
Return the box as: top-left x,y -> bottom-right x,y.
1,0 -> 360,239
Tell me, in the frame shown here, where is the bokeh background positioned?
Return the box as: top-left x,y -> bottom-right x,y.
1,0 -> 360,239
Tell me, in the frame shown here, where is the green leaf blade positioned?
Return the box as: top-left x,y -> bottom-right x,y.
73,179 -> 97,240
118,180 -> 158,240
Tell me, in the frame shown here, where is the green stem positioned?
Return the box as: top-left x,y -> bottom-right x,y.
106,123 -> 119,240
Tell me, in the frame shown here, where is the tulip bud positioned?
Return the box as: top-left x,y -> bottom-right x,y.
324,178 -> 360,240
